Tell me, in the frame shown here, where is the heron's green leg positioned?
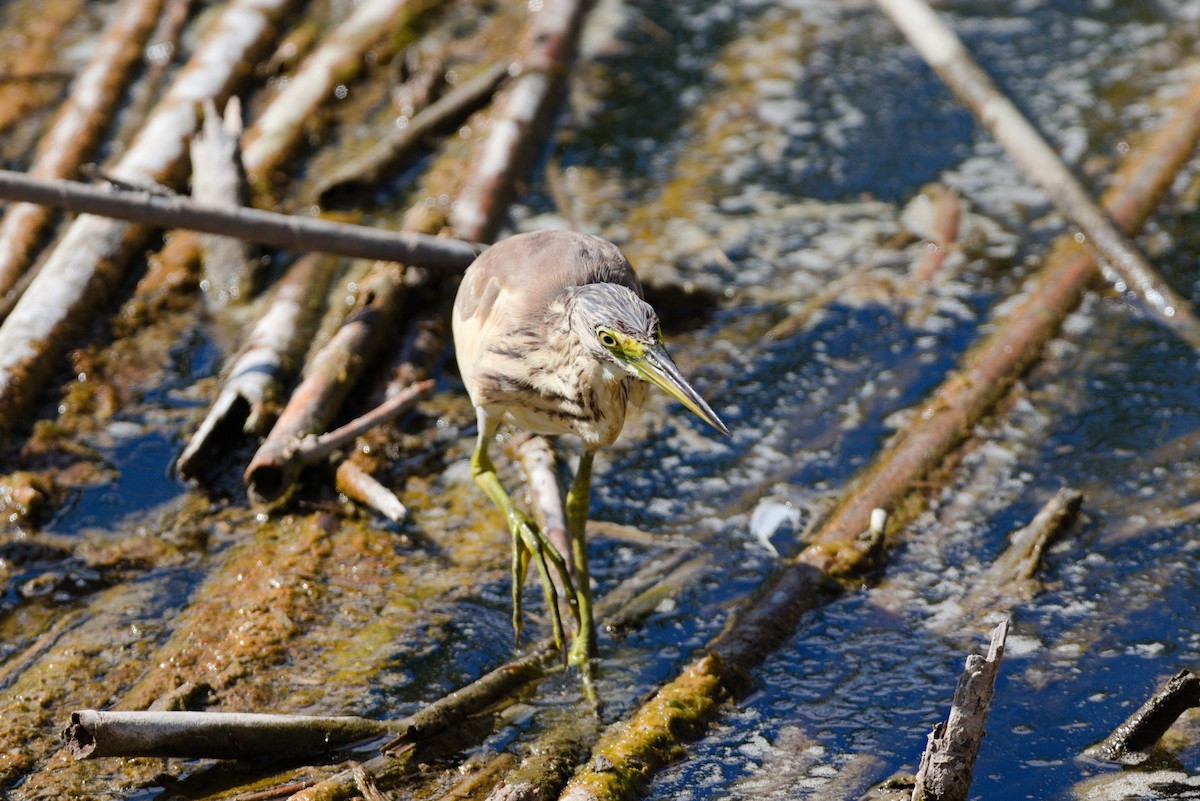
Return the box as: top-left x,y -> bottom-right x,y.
470,430 -> 576,657
566,450 -> 597,666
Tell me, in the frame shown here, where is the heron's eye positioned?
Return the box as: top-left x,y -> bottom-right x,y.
597,329 -> 619,349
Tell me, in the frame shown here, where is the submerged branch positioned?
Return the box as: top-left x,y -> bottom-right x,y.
911,619 -> 1009,801
0,170 -> 481,268
64,710 -> 399,760
874,0 -> 1200,353
557,72 -> 1200,801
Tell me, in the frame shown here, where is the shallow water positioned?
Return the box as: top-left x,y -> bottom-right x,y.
2,0 -> 1200,798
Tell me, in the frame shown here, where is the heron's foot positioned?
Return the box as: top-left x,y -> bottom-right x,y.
507,508 -> 579,660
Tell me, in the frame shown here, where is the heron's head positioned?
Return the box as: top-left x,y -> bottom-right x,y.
565,283 -> 729,436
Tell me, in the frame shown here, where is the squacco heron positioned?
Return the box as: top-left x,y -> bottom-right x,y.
453,230 -> 728,665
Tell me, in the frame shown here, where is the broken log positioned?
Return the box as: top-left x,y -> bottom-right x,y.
1089,670 -> 1200,762
244,261 -> 407,503
177,253 -> 338,480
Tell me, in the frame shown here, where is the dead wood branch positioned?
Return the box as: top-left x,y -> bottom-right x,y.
296,378 -> 434,465
63,710 -> 399,760
1090,670 -> 1200,762
244,262 -> 407,503
242,0 -> 441,189
982,488 -> 1081,588
177,254 -> 338,480
449,0 -> 594,242
874,0 -> 1200,352
316,60 -> 512,205
911,619 -> 1009,801
0,0 -> 302,437
0,0 -> 163,299
0,170 -> 481,267
556,75 -> 1200,801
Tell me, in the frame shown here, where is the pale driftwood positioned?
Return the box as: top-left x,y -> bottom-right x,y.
0,0 -> 163,299
64,710 -> 399,760
555,75 -> 1200,801
0,0 -> 301,436
177,254 -> 337,480
1089,670 -> 1200,762
911,619 -> 1009,801
0,170 -> 481,268
316,60 -> 513,204
190,97 -> 256,308
244,262 -> 407,504
449,0 -> 593,242
874,0 -> 1200,352
242,0 -> 434,186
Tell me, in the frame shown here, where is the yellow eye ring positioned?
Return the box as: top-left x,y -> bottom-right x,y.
597,330 -> 618,348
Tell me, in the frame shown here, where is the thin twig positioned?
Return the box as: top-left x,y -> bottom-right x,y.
294,379 -> 435,466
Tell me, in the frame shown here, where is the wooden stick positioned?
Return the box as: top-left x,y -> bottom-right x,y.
874,0 -> 1200,352
177,253 -> 337,480
0,170 -> 481,268
1090,670 -> 1200,762
0,0 -> 164,298
911,619 -> 1009,801
63,710 -> 399,760
449,0 -> 593,242
556,74 -> 1200,801
334,461 -> 409,523
293,379 -> 434,466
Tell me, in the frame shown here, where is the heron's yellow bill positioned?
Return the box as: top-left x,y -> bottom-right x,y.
633,345 -> 730,436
